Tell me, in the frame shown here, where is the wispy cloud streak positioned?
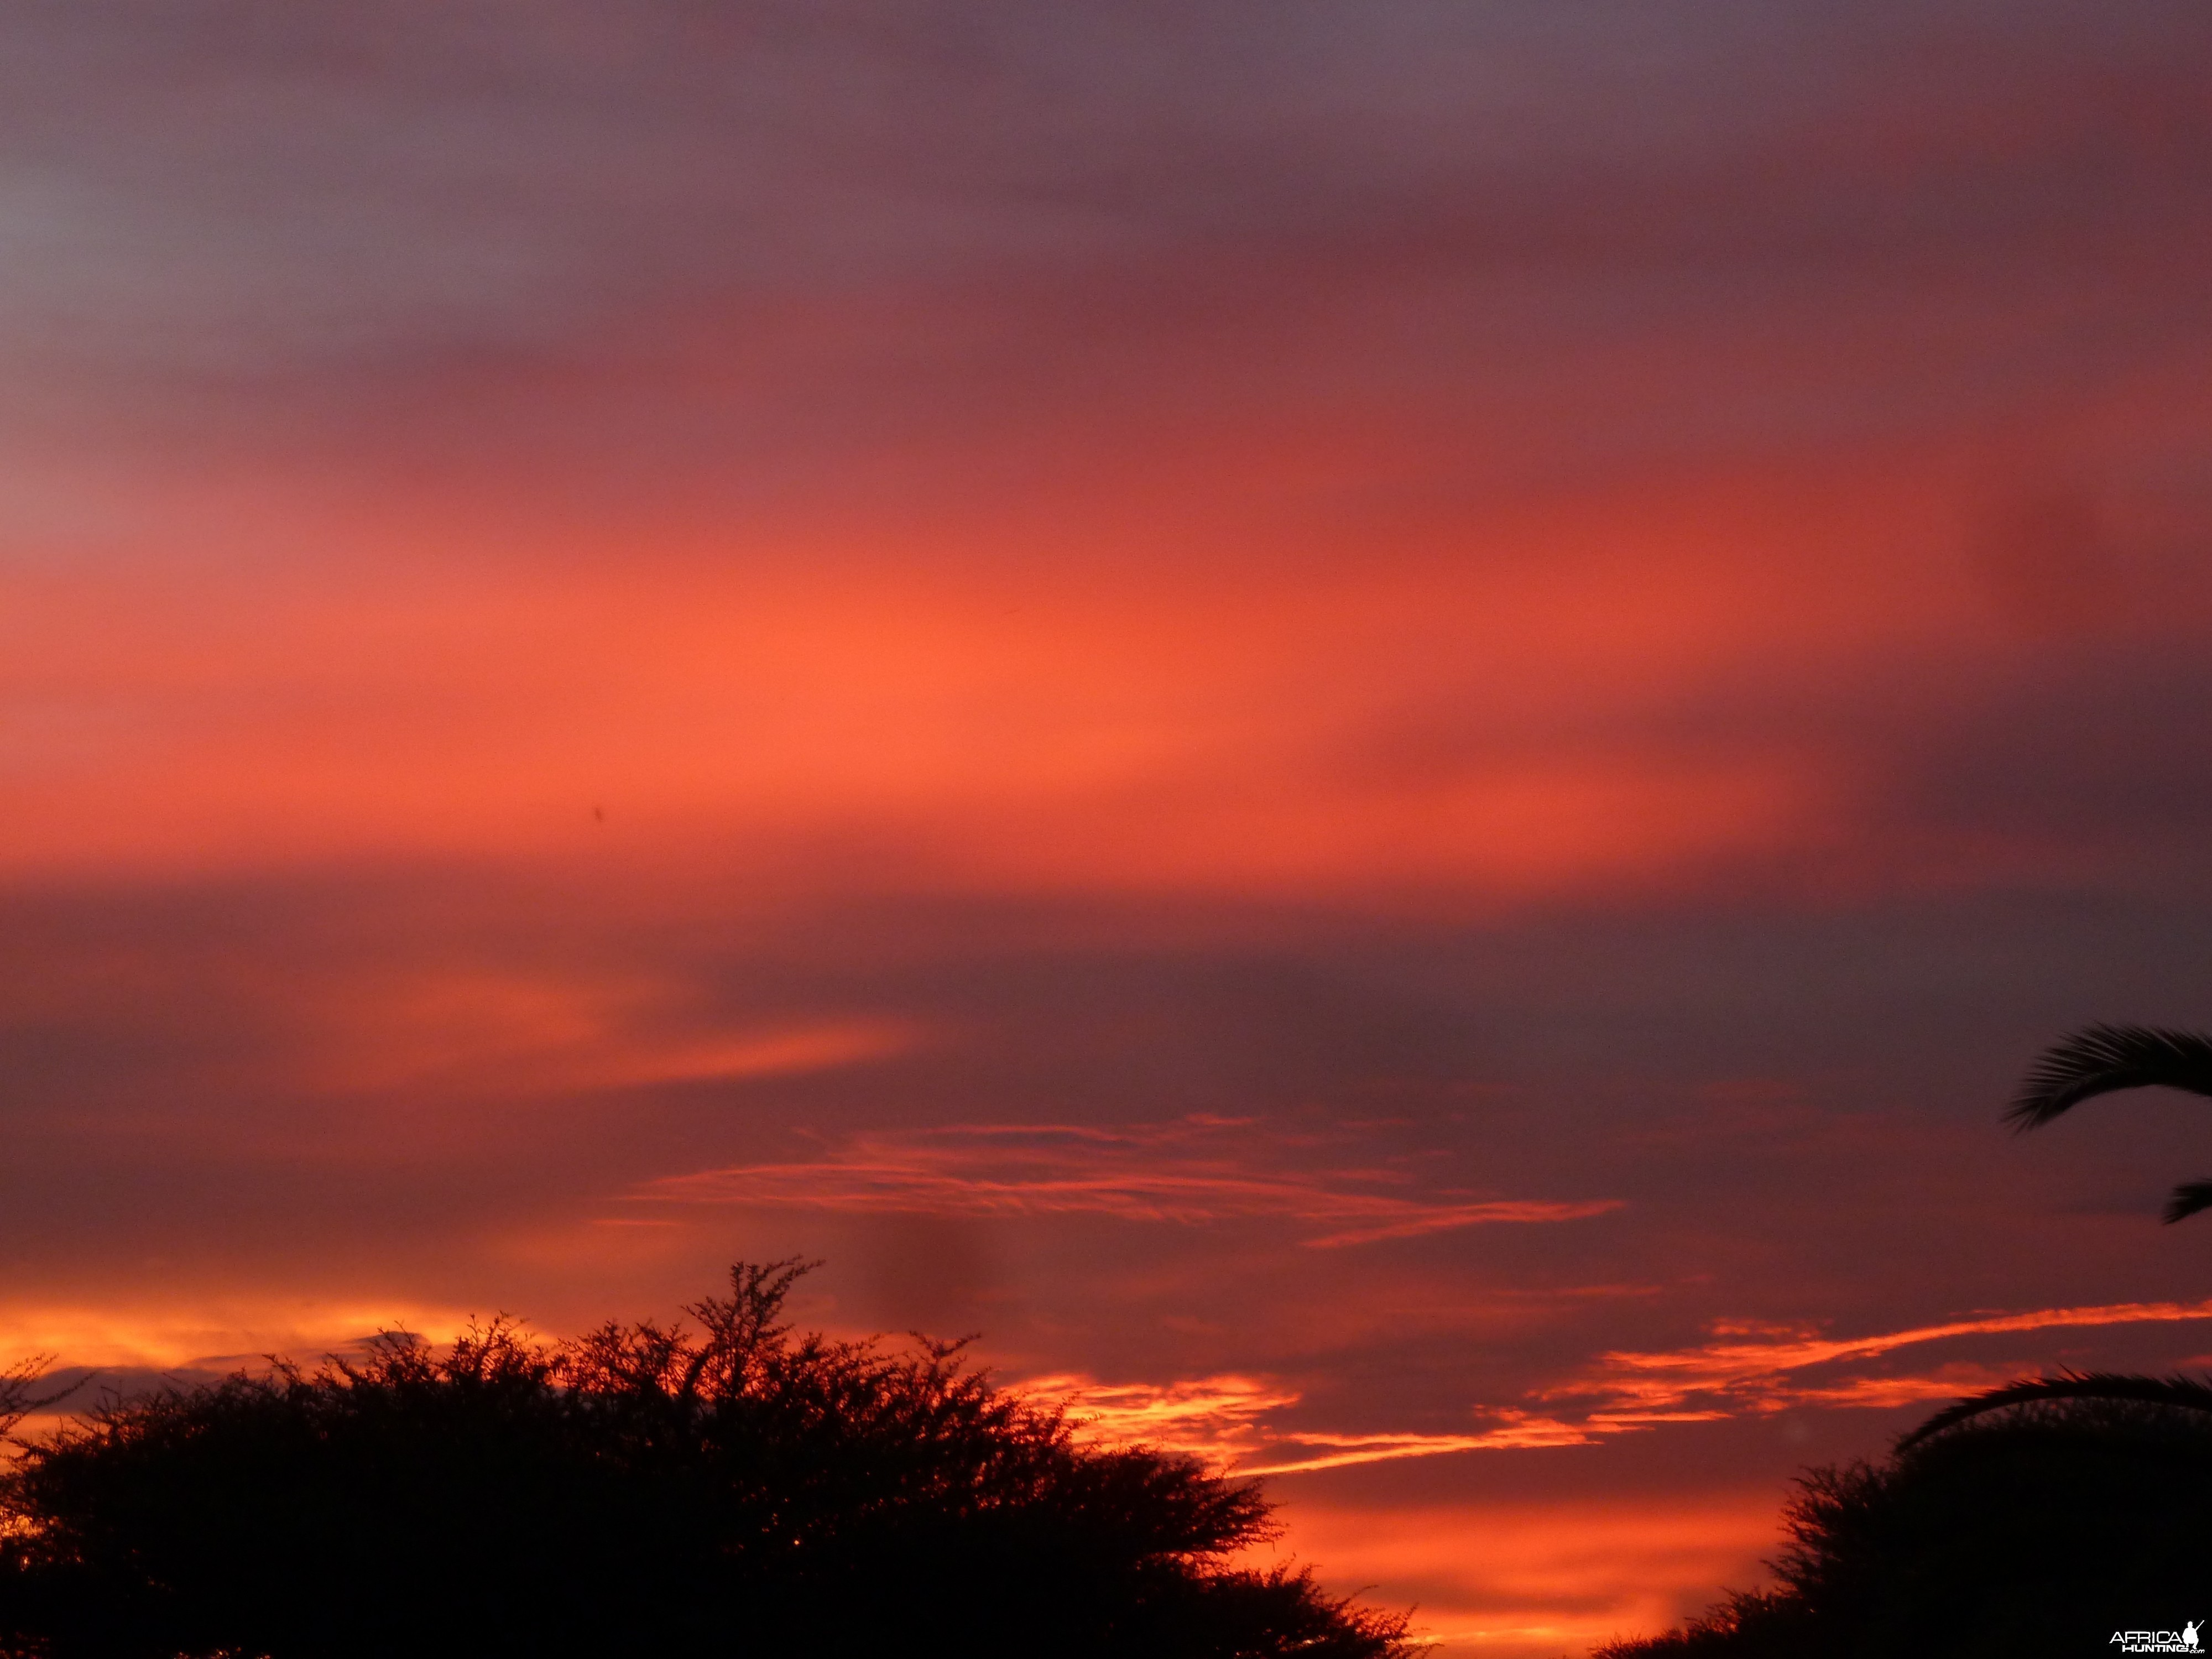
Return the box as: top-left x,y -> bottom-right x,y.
1238,1417 -> 1600,1474
634,1119 -> 1618,1248
1029,1371 -> 1597,1474
1031,1297 -> 2212,1479
1553,1297 -> 2212,1417
1029,1373 -> 1301,1464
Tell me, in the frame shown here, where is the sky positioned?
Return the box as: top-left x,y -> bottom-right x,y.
4,2 -> 2212,1650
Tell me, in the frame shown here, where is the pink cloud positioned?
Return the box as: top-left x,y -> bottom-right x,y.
632,1118 -> 1618,1248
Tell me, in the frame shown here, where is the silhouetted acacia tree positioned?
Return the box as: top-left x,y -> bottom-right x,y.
0,1261 -> 1408,1659
0,1359 -> 65,1444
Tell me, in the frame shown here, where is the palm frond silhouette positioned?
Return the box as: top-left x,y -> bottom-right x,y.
2008,1022 -> 2212,1221
1895,1369 -> 2212,1449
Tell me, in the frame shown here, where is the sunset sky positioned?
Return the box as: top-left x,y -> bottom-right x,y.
6,3 -> 2212,1651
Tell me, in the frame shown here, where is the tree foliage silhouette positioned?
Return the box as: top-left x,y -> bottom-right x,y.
2008,1021 -> 2212,1220
1593,1394 -> 2212,1658
0,1261 -> 1408,1659
0,1360 -> 55,1436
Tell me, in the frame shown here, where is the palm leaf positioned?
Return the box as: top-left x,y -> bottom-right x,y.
1897,1369 -> 2212,1451
2163,1179 -> 2212,1224
2007,1023 -> 2212,1130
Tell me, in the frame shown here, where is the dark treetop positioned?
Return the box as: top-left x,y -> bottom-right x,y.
0,1261 -> 1408,1659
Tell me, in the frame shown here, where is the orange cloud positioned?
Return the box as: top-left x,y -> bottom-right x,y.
0,1298 -> 476,1373
1238,1415 -> 1601,1474
632,1118 -> 1618,1246
1026,1370 -> 1597,1475
0,501 -> 1929,906
1552,1297 -> 2212,1416
1029,1373 -> 1302,1464
18,446 -> 2208,919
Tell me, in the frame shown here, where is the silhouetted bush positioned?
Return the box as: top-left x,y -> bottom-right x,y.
1595,1392 -> 2212,1658
0,1262 -> 1408,1659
